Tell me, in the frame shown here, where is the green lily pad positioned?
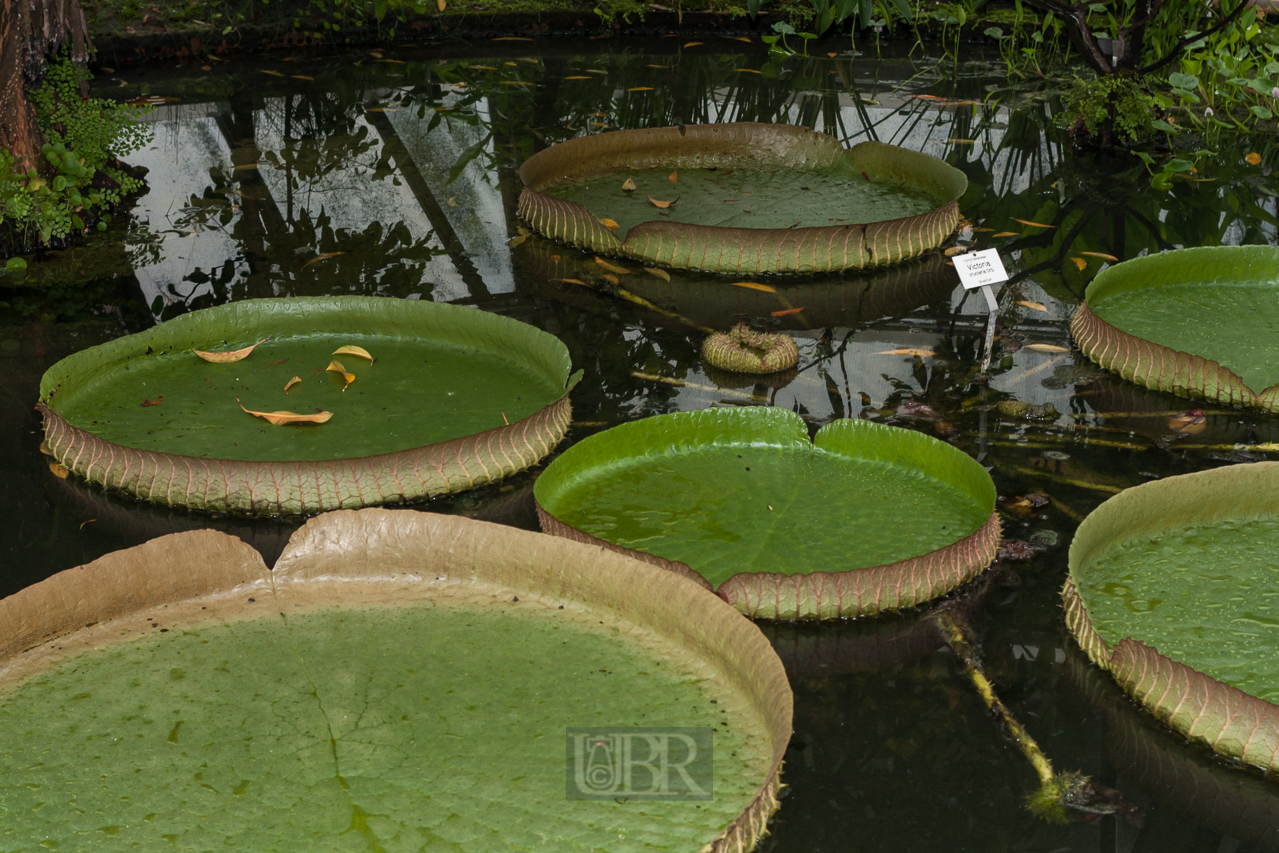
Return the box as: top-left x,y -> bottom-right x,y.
0,510 -> 791,853
1074,245 -> 1279,411
1064,462 -> 1279,773
38,296 -> 581,515
518,123 -> 967,275
534,408 -> 999,620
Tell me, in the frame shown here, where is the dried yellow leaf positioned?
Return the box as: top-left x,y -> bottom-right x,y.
622,177 -> 637,192
1025,343 -> 1069,353
729,281 -> 776,293
1016,300 -> 1048,313
600,217 -> 620,230
260,69 -> 284,77
735,68 -> 761,74
238,398 -> 333,425
302,251 -> 345,268
49,462 -> 70,478
943,246 -> 963,256
668,171 -> 678,183
508,234 -> 528,248
194,337 -> 270,364
284,376 -> 301,393
1246,151 -> 1263,165
333,345 -> 373,363
684,41 -> 703,47
648,196 -> 676,208
1013,218 -> 1056,229
1070,256 -> 1087,271
563,75 -> 591,80
644,267 -> 671,281
291,75 -> 314,81
992,231 -> 1018,237
627,86 -> 654,92
594,257 -> 632,275
1081,251 -> 1119,262
602,273 -> 620,284
437,0 -> 446,9
327,360 -> 355,390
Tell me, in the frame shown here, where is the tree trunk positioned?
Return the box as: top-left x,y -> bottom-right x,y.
0,0 -> 92,174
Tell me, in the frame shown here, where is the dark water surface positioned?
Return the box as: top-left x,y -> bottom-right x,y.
2,36 -> 1278,852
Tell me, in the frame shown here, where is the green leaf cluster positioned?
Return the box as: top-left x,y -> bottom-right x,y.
1,54 -> 152,254
1058,74 -> 1158,147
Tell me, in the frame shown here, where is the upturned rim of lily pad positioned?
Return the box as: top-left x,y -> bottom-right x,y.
534,407 -> 1000,620
37,296 -> 581,515
1063,462 -> 1279,774
518,123 -> 967,275
0,510 -> 793,853
1073,245 -> 1279,412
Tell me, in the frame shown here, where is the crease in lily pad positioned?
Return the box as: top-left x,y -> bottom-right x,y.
518,123 -> 967,275
1064,461 -> 1279,773
534,407 -> 1000,620
1073,245 -> 1279,411
0,510 -> 791,853
37,296 -> 581,515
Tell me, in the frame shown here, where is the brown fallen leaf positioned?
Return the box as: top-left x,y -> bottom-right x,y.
302,251 -> 345,268
992,231 -> 1018,237
877,348 -> 937,357
555,278 -> 587,285
770,307 -> 804,317
327,360 -> 355,390
668,171 -> 678,183
943,246 -> 963,256
643,267 -> 671,281
1025,343 -> 1069,353
602,273 -> 620,284
260,69 -> 284,77
729,281 -> 776,293
1070,256 -> 1088,271
627,86 -> 654,92
194,337 -> 270,363
648,196 -> 677,208
1016,300 -> 1048,313
621,177 -> 637,192
1246,151 -> 1263,165
333,345 -> 373,363
997,539 -> 1045,561
600,217 -> 620,230
972,227 -> 995,232
563,75 -> 591,80
141,396 -> 164,407
291,74 -> 314,81
1001,492 -> 1051,517
238,398 -> 333,425
733,36 -> 752,42
49,462 -> 70,478
735,68 -> 761,74
283,375 -> 302,394
1168,409 -> 1207,435
1013,218 -> 1056,229
684,41 -> 703,47
827,51 -> 837,57
80,518 -> 97,530
594,257 -> 632,275
1081,251 -> 1119,262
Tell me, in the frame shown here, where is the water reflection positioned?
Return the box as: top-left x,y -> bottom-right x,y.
1,38 -> 1277,853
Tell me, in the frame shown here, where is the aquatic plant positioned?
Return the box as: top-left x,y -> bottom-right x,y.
702,323 -> 799,374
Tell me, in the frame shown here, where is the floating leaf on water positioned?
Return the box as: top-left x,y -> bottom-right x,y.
648,196 -> 677,208
194,337 -> 270,364
1025,343 -> 1070,353
284,376 -> 301,394
602,273 -> 620,284
291,75 -> 314,81
621,177 -> 637,192
1167,409 -> 1207,435
79,518 -> 96,529
302,251 -> 345,269
1246,151 -> 1263,165
735,68 -> 761,74
260,69 -> 284,77
896,400 -> 941,419
49,462 -> 69,478
1017,300 -> 1048,312
972,227 -> 995,232
643,267 -> 670,281
555,278 -> 587,285
563,75 -> 591,80
947,138 -> 976,144
770,307 -> 804,317
333,345 -> 374,363
943,246 -> 963,256
238,398 -> 334,426
1014,218 -> 1056,229
992,231 -> 1018,237
1080,251 -> 1119,262
827,51 -> 837,57
668,171 -> 678,183
140,396 -> 164,407
1070,257 -> 1088,271
594,257 -> 632,275
627,87 -> 654,92
729,281 -> 776,293
996,539 -> 1044,561
1043,451 -> 1070,461
877,348 -> 936,357
508,234 -> 528,248
733,36 -> 752,42
599,217 -> 620,230
684,41 -> 703,47
1002,492 -> 1051,517
326,360 -> 355,390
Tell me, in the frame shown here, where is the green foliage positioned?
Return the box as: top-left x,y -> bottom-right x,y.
1058,74 -> 1157,147
1,55 -> 152,252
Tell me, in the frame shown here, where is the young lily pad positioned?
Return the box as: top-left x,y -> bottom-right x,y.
535,408 -> 999,620
37,296 -> 581,515
1064,462 -> 1279,773
0,510 -> 791,853
518,123 -> 967,275
1073,245 -> 1279,411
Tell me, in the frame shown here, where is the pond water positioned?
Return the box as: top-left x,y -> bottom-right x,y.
2,36 -> 1278,852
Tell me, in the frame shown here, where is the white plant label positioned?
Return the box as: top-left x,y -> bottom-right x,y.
953,249 -> 1009,290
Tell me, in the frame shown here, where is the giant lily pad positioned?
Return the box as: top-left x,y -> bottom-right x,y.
0,510 -> 791,852
37,296 -> 581,515
1064,462 -> 1279,773
1073,245 -> 1279,411
518,123 -> 967,275
535,407 -> 999,620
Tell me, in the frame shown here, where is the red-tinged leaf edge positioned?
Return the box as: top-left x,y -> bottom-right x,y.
517,123 -> 966,274
0,510 -> 792,853
37,296 -> 580,516
1073,246 -> 1279,412
534,408 -> 999,620
1064,463 -> 1279,773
